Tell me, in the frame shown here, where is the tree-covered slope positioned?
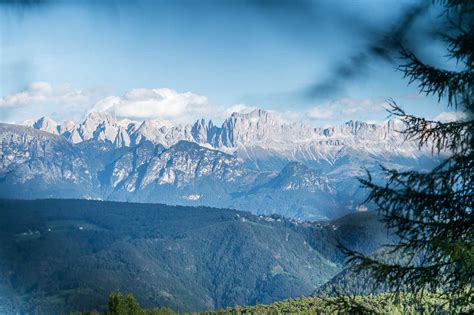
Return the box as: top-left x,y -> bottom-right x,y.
0,199 -> 348,314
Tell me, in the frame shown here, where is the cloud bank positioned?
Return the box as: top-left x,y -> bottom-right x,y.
0,82 -> 102,123
90,88 -> 212,123
0,83 -> 217,124
2,82 -> 462,127
432,111 -> 468,123
0,82 -> 91,109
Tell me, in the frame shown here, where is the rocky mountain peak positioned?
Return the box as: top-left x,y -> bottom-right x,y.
59,120 -> 76,134
33,116 -> 59,135
217,109 -> 282,147
24,108 -> 426,166
81,111 -> 117,130
228,109 -> 280,128
192,119 -> 217,144
73,111 -> 118,143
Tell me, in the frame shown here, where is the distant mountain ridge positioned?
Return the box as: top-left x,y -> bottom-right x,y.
25,109 -> 420,160
1,109 -> 440,220
25,109 -> 437,175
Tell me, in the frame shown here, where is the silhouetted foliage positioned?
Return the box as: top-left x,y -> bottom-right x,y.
341,0 -> 473,312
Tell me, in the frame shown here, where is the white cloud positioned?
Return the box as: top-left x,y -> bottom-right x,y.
307,98 -> 387,121
432,111 -> 468,122
1,83 -> 241,124
0,82 -> 103,123
222,104 -> 257,117
89,88 -> 213,123
0,83 -> 401,127
0,82 -> 92,109
307,106 -> 334,120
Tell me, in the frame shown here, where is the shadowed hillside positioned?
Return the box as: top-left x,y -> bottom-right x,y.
0,199 -> 392,314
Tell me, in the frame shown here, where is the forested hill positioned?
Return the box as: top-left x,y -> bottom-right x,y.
0,199 -> 391,314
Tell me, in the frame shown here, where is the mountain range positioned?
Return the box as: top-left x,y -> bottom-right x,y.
1,109 -> 439,220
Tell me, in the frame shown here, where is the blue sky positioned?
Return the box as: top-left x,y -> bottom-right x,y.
0,0 -> 457,125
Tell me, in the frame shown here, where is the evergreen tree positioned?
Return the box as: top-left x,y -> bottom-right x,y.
341,0 -> 473,312
107,292 -> 141,315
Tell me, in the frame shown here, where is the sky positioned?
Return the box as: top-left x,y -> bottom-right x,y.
0,0 -> 462,126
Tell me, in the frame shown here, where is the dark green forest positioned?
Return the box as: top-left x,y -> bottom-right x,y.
0,199 -> 391,314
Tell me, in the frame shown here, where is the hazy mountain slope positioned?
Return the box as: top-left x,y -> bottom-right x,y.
313,245 -> 408,298
311,212 -> 402,297
0,124 -> 96,199
0,124 -> 346,219
2,109 -> 440,220
229,162 -> 341,220
0,199 -> 348,314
